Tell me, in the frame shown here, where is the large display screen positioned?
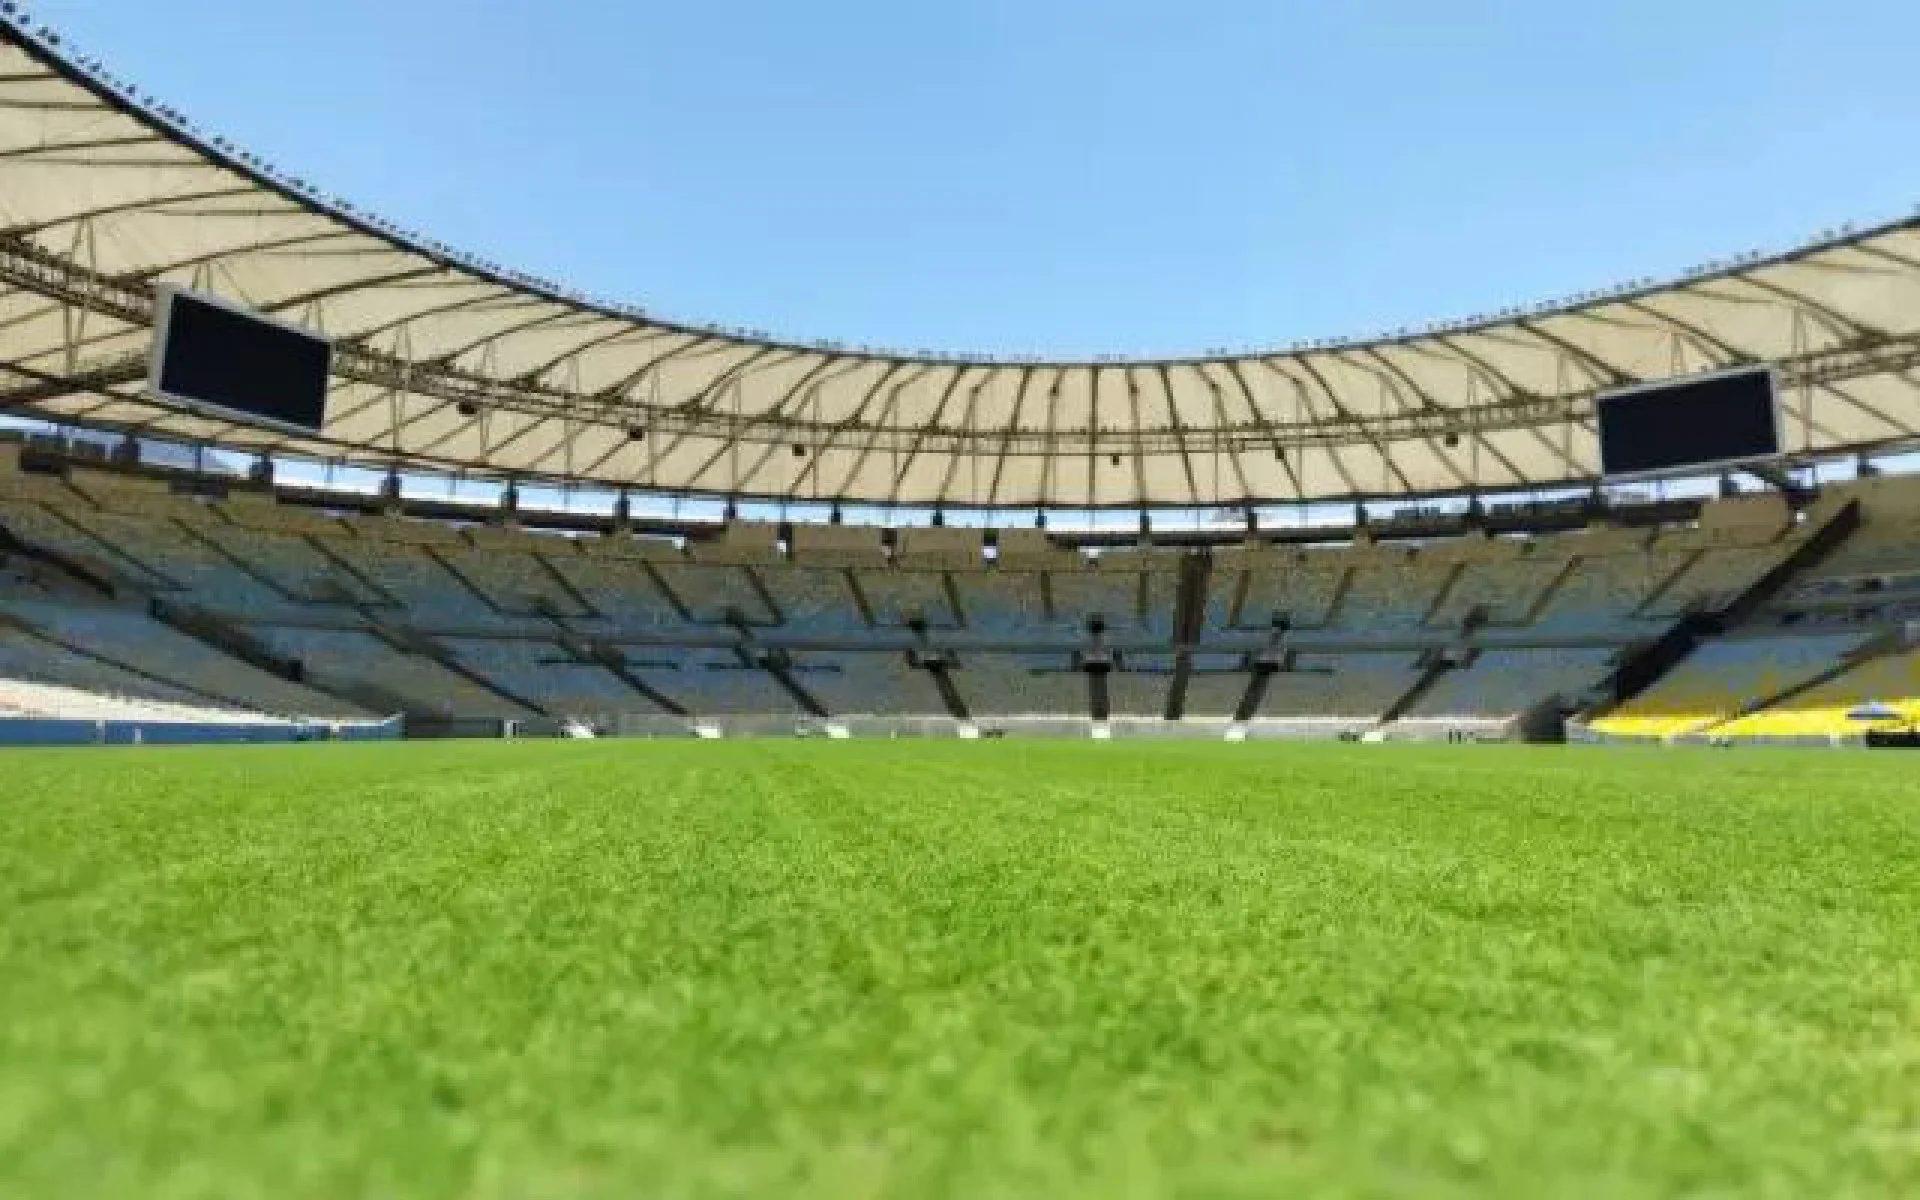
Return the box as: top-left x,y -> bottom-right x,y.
1597,367 -> 1780,477
149,286 -> 332,433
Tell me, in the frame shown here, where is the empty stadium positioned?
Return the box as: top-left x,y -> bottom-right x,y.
3,7 -> 1920,1197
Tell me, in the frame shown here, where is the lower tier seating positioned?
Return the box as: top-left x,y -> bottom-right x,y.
785,652 -> 948,717
1255,653 -> 1420,724
1591,633 -> 1866,739
951,654 -> 1089,718
0,457 -> 1899,737
254,626 -> 534,720
640,652 -> 804,717
1107,656 -> 1174,716
446,638 -> 656,718
2,601 -> 363,720
0,625 -> 269,722
1402,648 -> 1617,726
1181,655 -> 1254,717
0,676 -> 270,724
1713,650 -> 1920,738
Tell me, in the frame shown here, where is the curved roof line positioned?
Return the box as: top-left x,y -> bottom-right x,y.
5,12 -> 1913,371
6,12 -> 1920,509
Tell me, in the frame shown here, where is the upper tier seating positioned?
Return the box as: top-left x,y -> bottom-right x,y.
1333,547 -> 1451,632
1806,525 -> 1920,581
190,518 -> 388,606
0,496 -> 177,589
688,521 -> 782,566
787,524 -> 886,570
855,568 -> 957,627
541,550 -> 686,628
894,527 -> 985,572
650,563 -> 778,624
336,525 -> 510,626
1049,569 -> 1146,636
58,505 -> 296,614
438,530 -> 594,617
754,567 -> 867,634
1639,545 -> 1799,619
1773,480 -> 1920,602
1423,541 -> 1571,627
948,571 -> 1070,636
1142,567 -> 1182,640
1085,548 -> 1183,638
1211,548 -> 1347,631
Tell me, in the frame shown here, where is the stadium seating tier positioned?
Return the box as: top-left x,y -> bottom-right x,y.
3,453 -> 1907,738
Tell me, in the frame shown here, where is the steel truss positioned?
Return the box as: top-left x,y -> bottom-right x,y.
6,232 -> 1920,463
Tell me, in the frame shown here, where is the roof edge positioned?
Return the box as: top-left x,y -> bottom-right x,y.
2,11 -> 1918,371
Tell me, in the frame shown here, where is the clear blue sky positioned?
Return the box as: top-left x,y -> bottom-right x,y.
24,0 -> 1920,359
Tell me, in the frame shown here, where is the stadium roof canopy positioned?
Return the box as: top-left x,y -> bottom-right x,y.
5,17 -> 1920,511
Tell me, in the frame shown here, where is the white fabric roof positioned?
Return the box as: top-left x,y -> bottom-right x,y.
4,17 -> 1920,508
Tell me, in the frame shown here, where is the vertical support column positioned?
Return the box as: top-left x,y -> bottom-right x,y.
643,373 -> 659,495
1087,661 -> 1111,723
728,378 -> 742,505
389,323 -> 413,458
1791,309 -> 1813,456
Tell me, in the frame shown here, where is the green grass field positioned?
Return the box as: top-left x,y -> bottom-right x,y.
2,741 -> 1918,1198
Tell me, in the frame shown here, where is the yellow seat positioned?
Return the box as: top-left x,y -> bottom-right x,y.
1596,635 -> 1867,737
1589,713 -> 1718,738
1718,652 -> 1920,739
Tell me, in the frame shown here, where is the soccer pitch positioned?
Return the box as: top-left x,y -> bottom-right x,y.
2,742 -> 1917,1198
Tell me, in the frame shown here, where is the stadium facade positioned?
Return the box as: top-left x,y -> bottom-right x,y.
1,13 -> 1919,746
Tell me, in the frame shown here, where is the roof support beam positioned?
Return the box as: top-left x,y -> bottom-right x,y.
9,222 -> 1920,502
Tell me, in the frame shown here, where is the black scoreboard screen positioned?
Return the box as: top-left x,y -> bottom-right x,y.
149,287 -> 332,433
1596,367 -> 1780,478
